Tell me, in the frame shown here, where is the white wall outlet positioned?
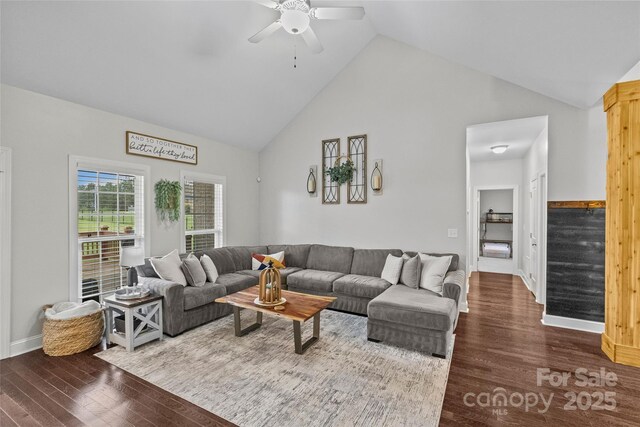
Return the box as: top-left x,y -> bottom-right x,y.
448,228 -> 458,238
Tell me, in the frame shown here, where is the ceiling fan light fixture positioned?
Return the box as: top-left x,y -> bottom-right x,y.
490,145 -> 509,154
280,10 -> 310,34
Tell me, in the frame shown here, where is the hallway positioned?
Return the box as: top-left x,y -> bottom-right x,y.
441,272 -> 640,425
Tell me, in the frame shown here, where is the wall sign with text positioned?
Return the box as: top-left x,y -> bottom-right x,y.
126,131 -> 198,165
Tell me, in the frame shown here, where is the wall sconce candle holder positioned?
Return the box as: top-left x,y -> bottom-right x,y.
371,159 -> 383,195
307,165 -> 318,197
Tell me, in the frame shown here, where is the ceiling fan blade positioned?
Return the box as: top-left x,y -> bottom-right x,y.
310,7 -> 365,20
248,20 -> 282,43
254,0 -> 279,9
302,26 -> 324,54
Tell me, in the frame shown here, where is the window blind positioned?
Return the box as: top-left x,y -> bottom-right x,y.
184,176 -> 224,251
77,169 -> 144,301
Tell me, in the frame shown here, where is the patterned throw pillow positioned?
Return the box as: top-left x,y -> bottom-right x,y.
251,251 -> 285,270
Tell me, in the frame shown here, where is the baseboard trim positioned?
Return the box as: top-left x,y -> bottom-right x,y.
518,269 -> 532,291
541,313 -> 604,334
9,334 -> 42,358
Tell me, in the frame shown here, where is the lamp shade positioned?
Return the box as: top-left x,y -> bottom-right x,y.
120,246 -> 145,268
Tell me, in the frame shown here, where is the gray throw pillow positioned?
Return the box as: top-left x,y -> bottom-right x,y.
399,254 -> 422,289
181,253 -> 207,287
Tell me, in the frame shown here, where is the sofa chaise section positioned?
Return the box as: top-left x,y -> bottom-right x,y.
367,268 -> 465,356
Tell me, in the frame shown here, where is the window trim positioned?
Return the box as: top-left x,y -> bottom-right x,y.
180,170 -> 226,253
68,156 -> 150,302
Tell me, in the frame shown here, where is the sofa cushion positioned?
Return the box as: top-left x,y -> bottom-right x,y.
267,244 -> 312,269
216,273 -> 257,295
200,248 -> 237,274
183,282 -> 226,311
224,246 -> 268,271
333,274 -> 392,299
350,249 -> 403,277
368,285 -> 456,332
287,269 -> 345,293
238,267 -> 302,284
306,245 -> 354,274
404,252 -> 459,272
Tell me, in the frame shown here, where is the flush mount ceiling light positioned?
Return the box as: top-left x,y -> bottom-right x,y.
490,145 -> 509,154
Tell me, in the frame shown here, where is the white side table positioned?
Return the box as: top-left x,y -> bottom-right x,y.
104,294 -> 163,352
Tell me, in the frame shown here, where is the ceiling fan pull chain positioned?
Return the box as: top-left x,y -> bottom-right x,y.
293,42 -> 297,69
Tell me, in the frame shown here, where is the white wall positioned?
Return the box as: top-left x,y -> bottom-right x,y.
521,125 -> 549,280
1,85 -> 260,343
259,36 -> 607,272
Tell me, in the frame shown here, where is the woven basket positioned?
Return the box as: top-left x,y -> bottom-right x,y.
42,305 -> 105,356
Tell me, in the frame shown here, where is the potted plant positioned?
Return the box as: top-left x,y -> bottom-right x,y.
326,157 -> 355,185
154,180 -> 182,222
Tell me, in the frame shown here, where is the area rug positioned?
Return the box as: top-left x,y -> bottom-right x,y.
96,309 -> 453,427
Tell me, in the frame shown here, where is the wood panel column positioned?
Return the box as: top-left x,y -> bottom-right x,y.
602,79 -> 640,367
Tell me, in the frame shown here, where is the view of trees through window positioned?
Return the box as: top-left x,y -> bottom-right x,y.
77,170 -> 136,235
77,170 -> 141,301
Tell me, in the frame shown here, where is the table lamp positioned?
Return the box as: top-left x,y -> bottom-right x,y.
120,246 -> 145,287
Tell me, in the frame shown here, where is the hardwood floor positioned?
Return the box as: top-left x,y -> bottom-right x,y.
441,272 -> 640,426
0,343 -> 235,426
1,272 -> 638,426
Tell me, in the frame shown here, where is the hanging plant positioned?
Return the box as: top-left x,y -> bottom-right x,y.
326,157 -> 355,185
154,180 -> 182,222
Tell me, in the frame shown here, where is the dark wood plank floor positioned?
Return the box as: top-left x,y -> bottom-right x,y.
1,272 -> 638,426
0,342 -> 235,426
441,272 -> 640,426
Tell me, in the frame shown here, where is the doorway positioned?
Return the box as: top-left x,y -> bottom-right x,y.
0,147 -> 12,359
475,187 -> 518,274
466,116 -> 548,304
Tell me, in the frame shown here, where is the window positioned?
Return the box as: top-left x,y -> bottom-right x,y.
182,173 -> 224,252
71,158 -> 148,302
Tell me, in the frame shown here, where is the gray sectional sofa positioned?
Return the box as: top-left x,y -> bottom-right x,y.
134,244 -> 465,356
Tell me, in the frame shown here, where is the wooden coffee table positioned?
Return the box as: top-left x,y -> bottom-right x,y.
215,286 -> 336,354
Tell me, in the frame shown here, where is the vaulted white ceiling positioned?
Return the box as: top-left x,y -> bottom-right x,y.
467,116 -> 547,162
2,1 -> 639,150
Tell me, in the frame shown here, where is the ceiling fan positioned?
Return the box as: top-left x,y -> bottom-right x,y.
249,0 -> 365,54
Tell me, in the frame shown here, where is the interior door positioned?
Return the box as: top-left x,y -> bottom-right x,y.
530,178 -> 539,295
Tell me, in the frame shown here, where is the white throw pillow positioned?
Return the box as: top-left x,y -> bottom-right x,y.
200,254 -> 219,283
380,254 -> 404,285
418,254 -> 452,295
150,249 -> 187,286
252,251 -> 285,270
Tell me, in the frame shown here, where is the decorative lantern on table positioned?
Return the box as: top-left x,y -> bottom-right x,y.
255,260 -> 286,307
